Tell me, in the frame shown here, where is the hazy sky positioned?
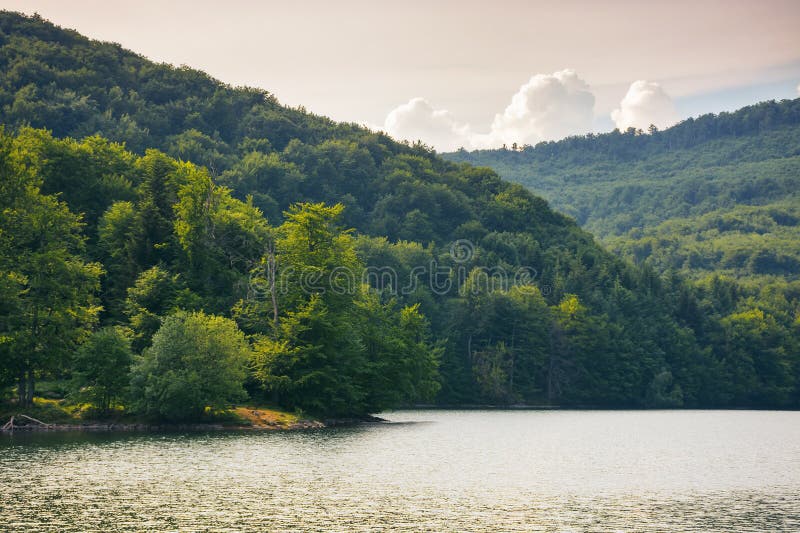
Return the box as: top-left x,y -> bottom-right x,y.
3,0 -> 799,149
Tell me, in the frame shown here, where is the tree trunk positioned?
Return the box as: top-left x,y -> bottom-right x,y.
509,325 -> 516,396
25,370 -> 35,407
17,370 -> 26,406
548,323 -> 573,405
548,325 -> 562,404
266,244 -> 279,330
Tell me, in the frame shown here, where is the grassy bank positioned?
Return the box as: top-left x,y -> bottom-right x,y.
0,398 -> 323,432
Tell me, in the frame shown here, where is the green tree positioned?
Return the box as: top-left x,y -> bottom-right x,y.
449,270 -> 550,404
72,327 -> 133,413
173,162 -> 271,310
716,307 -> 793,406
252,293 -> 366,416
0,129 -> 102,407
251,203 -> 368,416
124,266 -> 200,353
129,311 -> 251,421
251,203 -> 441,417
355,294 -> 441,410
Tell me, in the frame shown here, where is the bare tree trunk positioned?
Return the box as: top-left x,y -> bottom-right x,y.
266,242 -> 279,329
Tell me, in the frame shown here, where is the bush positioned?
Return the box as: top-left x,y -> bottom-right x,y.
129,311 -> 251,421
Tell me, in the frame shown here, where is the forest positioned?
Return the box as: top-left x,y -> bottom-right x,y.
1,12 -> 798,421
446,99 -> 800,285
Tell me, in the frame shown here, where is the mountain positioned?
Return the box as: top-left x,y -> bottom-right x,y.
1,11 -> 798,412
444,99 -> 800,284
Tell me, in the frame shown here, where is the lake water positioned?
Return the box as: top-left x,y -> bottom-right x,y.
1,410 -> 799,532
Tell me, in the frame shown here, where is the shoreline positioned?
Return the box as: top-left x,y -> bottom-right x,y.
0,420 -> 327,433
0,406 -> 330,434
0,407 -> 387,434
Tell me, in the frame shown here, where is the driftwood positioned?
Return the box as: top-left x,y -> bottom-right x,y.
1,413 -> 54,432
18,414 -> 52,427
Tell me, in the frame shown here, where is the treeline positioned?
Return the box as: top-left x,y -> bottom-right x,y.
0,11 -> 364,163
606,202 -> 800,280
0,130 -> 439,419
454,98 -> 800,164
3,127 -> 797,415
0,12 -> 799,416
445,99 -> 800,285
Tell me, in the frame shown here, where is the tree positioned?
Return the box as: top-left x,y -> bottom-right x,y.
129,311 -> 251,421
173,162 -> 271,311
355,294 -> 441,410
549,294 -> 618,405
251,202 -> 441,417
72,327 -> 133,414
251,203 -> 368,416
716,307 -> 793,406
451,270 -> 550,404
98,200 -> 140,318
252,293 -> 366,416
124,266 -> 200,353
0,129 -> 102,407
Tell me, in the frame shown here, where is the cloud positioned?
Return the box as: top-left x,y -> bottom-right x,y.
482,69 -> 595,147
611,80 -> 679,131
383,97 -> 472,152
382,70 -> 596,151
797,82 -> 800,96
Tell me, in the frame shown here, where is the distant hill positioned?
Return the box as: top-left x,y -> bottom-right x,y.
1,11 -> 799,409
444,99 -> 800,283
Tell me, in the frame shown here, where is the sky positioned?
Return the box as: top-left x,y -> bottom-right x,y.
2,0 -> 800,150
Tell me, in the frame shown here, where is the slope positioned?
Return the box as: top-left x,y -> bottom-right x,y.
444,100 -> 800,283
1,11 -> 798,408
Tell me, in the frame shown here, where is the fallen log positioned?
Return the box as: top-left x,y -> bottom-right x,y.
18,414 -> 52,427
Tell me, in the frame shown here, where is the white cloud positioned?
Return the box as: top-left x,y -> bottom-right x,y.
797,82 -> 800,96
382,70 -> 597,151
482,69 -> 595,147
611,80 -> 679,132
383,97 -> 472,152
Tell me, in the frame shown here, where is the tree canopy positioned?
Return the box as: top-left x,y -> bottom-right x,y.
0,12 -> 798,416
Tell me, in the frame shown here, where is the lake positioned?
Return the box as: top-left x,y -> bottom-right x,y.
1,410 -> 799,531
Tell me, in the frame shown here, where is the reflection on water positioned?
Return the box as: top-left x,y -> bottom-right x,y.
1,410 -> 799,532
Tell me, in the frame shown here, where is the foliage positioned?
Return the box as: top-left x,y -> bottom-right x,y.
129,311 -> 251,421
0,12 -> 797,416
250,203 -> 441,417
0,126 -> 102,406
445,100 -> 800,286
71,326 -> 133,413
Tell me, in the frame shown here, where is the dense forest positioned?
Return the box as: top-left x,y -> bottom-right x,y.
1,12 -> 799,420
445,99 -> 800,284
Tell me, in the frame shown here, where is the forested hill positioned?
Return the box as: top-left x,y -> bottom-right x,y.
1,11 -> 799,415
444,99 -> 800,283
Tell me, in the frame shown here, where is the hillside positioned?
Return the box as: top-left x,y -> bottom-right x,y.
1,11 -> 799,411
445,100 -> 800,283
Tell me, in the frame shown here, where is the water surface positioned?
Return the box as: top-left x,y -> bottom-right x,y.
1,410 -> 799,531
